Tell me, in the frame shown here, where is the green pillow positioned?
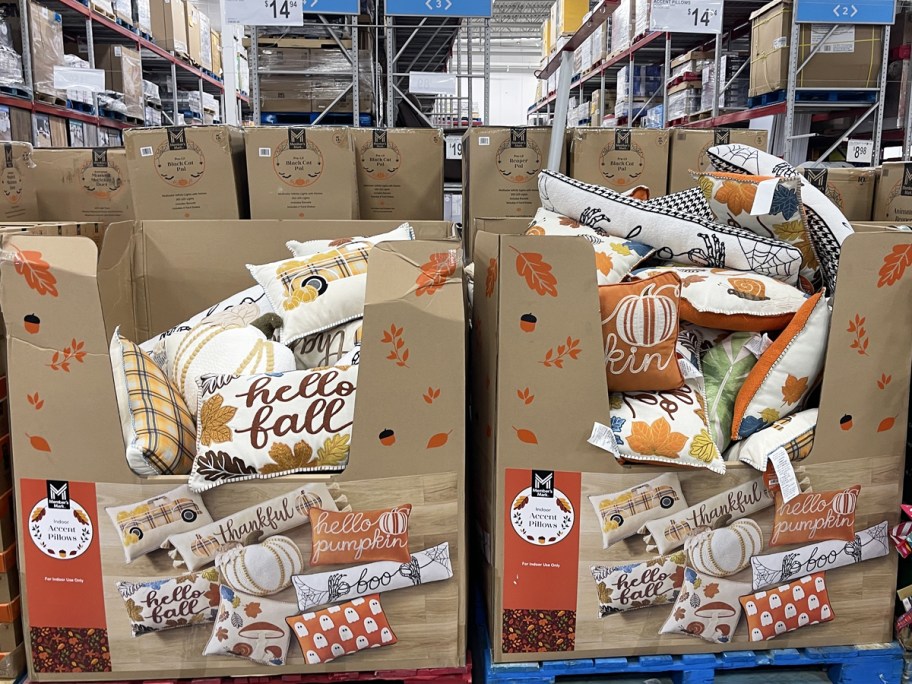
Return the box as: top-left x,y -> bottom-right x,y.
703,332 -> 760,453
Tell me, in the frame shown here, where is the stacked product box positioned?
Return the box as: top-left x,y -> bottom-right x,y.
611,0 -> 633,55
701,52 -> 749,112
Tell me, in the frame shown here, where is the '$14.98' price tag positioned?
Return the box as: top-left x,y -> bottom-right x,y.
650,0 -> 724,35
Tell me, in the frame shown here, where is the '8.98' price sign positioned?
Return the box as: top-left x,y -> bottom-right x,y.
225,0 -> 303,26
650,0 -> 724,34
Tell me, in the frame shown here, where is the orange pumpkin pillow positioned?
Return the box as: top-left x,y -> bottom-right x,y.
309,505 -> 412,566
598,271 -> 684,392
770,485 -> 860,546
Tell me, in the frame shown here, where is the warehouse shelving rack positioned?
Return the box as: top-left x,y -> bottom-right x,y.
3,0 -> 246,145
532,0 -> 894,167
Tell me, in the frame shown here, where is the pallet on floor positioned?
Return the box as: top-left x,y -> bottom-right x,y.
748,89 -> 878,108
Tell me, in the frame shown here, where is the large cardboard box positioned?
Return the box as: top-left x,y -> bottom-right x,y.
472,218 -> 912,661
570,128 -> 669,197
211,30 -> 222,76
184,0 -> 201,65
462,127 -> 560,259
94,45 -> 144,120
1,219 -> 466,680
28,2 -> 65,101
9,221 -> 107,250
800,166 -> 875,222
149,0 -> 188,57
352,129 -> 444,221
244,127 -> 358,219
0,142 -> 38,222
30,148 -> 133,225
123,125 -> 248,219
749,0 -> 884,97
668,128 -> 769,192
551,0 -> 587,37
873,162 -> 912,222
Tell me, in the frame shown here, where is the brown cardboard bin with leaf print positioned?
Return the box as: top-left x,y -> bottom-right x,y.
0,220 -> 466,680
472,218 -> 912,662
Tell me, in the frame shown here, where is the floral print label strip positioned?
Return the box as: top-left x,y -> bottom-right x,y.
590,551 -> 686,617
188,365 -> 357,493
502,608 -> 576,653
115,568 -> 220,636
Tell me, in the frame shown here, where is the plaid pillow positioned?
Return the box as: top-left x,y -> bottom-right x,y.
110,329 -> 195,476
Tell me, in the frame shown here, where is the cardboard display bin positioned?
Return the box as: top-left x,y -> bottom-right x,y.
668,128 -> 770,192
1,219 -> 466,680
800,167 -> 875,222
873,162 -> 912,223
0,142 -> 38,222
471,218 -> 911,662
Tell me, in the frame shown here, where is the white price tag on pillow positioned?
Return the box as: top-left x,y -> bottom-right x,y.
750,177 -> 780,216
769,446 -> 801,502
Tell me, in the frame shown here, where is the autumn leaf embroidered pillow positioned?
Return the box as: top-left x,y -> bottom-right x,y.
731,292 -> 830,440
590,551 -> 687,616
188,365 -> 357,492
598,271 -> 684,392
115,567 -> 220,636
525,207 -> 654,285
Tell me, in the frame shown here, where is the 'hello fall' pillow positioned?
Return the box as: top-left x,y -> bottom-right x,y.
590,551 -> 687,617
115,568 -> 220,636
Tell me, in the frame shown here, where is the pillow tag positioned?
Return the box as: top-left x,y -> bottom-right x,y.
744,333 -> 773,358
750,178 -> 780,215
588,422 -> 621,457
769,446 -> 800,502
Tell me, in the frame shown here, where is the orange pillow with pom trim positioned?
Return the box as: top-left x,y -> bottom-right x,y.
308,505 -> 411,566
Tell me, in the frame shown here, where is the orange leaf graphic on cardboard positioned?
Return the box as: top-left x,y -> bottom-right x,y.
516,387 -> 534,405
847,314 -> 869,356
426,431 -> 451,449
513,427 -> 538,444
47,338 -> 86,372
423,387 -> 441,404
27,434 -> 51,452
878,416 -> 896,433
877,244 -> 912,288
877,373 -> 892,390
27,392 -> 44,410
510,247 -> 557,297
540,337 -> 581,368
627,419 -> 687,459
382,324 -> 409,367
415,251 -> 457,296
485,258 -> 498,298
781,374 -> 808,406
12,246 -> 58,297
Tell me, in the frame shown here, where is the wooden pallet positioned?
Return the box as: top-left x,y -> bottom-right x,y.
34,92 -> 66,107
247,36 -> 354,50
89,0 -> 117,22
748,89 -> 879,108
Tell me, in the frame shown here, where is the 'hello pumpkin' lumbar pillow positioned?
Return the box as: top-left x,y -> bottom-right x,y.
308,505 -> 412,566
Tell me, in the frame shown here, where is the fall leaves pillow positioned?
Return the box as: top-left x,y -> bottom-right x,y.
599,271 -> 684,392
702,332 -> 761,453
188,365 -> 358,493
659,568 -> 749,644
525,207 -> 654,285
731,292 -> 830,440
633,266 -> 808,332
115,567 -> 220,636
203,585 -> 295,666
590,551 -> 687,616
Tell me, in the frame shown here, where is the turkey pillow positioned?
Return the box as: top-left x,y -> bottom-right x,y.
740,572 -> 834,641
309,505 -> 412,566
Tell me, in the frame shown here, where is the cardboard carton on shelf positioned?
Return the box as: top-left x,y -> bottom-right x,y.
610,0 -> 633,55
244,126 -> 359,219
569,127 -> 669,196
94,45 -> 144,120
668,128 -> 769,192
133,0 -> 152,35
352,128 -> 444,220
210,30 -> 222,76
1,218 -> 466,680
184,0 -> 201,65
17,221 -> 106,249
471,217 -> 912,663
149,0 -> 188,57
28,2 -> 65,102
800,166 -> 875,222
123,125 -> 248,219
30,149 -> 133,226
749,0 -> 884,97
0,142 -> 38,222
0,617 -> 20,654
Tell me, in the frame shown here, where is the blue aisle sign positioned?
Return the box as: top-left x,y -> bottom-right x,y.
301,0 -> 360,14
385,0 -> 492,17
795,0 -> 895,24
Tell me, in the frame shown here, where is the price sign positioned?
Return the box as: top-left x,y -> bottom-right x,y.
650,0 -> 724,34
847,139 -> 873,164
445,135 -> 463,160
225,0 -> 303,26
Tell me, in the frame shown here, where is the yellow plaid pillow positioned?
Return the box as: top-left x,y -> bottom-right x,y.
110,329 -> 195,476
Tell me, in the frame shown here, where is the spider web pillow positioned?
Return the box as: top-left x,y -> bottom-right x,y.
538,170 -> 803,284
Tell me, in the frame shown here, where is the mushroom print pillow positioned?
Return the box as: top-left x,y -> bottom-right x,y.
286,594 -> 397,664
598,271 -> 684,392
309,505 -> 412,565
106,485 -> 213,563
731,292 -> 830,440
525,207 -> 654,285
590,551 -> 687,616
115,568 -> 220,636
770,485 -> 861,546
188,364 -> 357,493
740,572 -> 835,641
203,585 -> 295,666
588,473 -> 688,549
660,568 -> 749,644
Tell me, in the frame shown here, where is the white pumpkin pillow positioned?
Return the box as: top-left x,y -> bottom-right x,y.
189,364 -> 357,492
538,169 -> 803,284
660,567 -> 749,644
216,535 -> 305,597
708,144 -> 853,292
525,207 -> 654,285
633,266 -> 808,332
683,519 -> 764,577
286,224 -> 415,258
168,311 -> 296,412
731,292 -> 830,440
140,284 -> 275,371
203,585 -> 296,666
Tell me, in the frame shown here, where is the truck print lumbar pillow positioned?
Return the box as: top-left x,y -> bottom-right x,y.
106,485 -> 213,563
115,567 -> 220,636
308,505 -> 412,566
588,473 -> 688,549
